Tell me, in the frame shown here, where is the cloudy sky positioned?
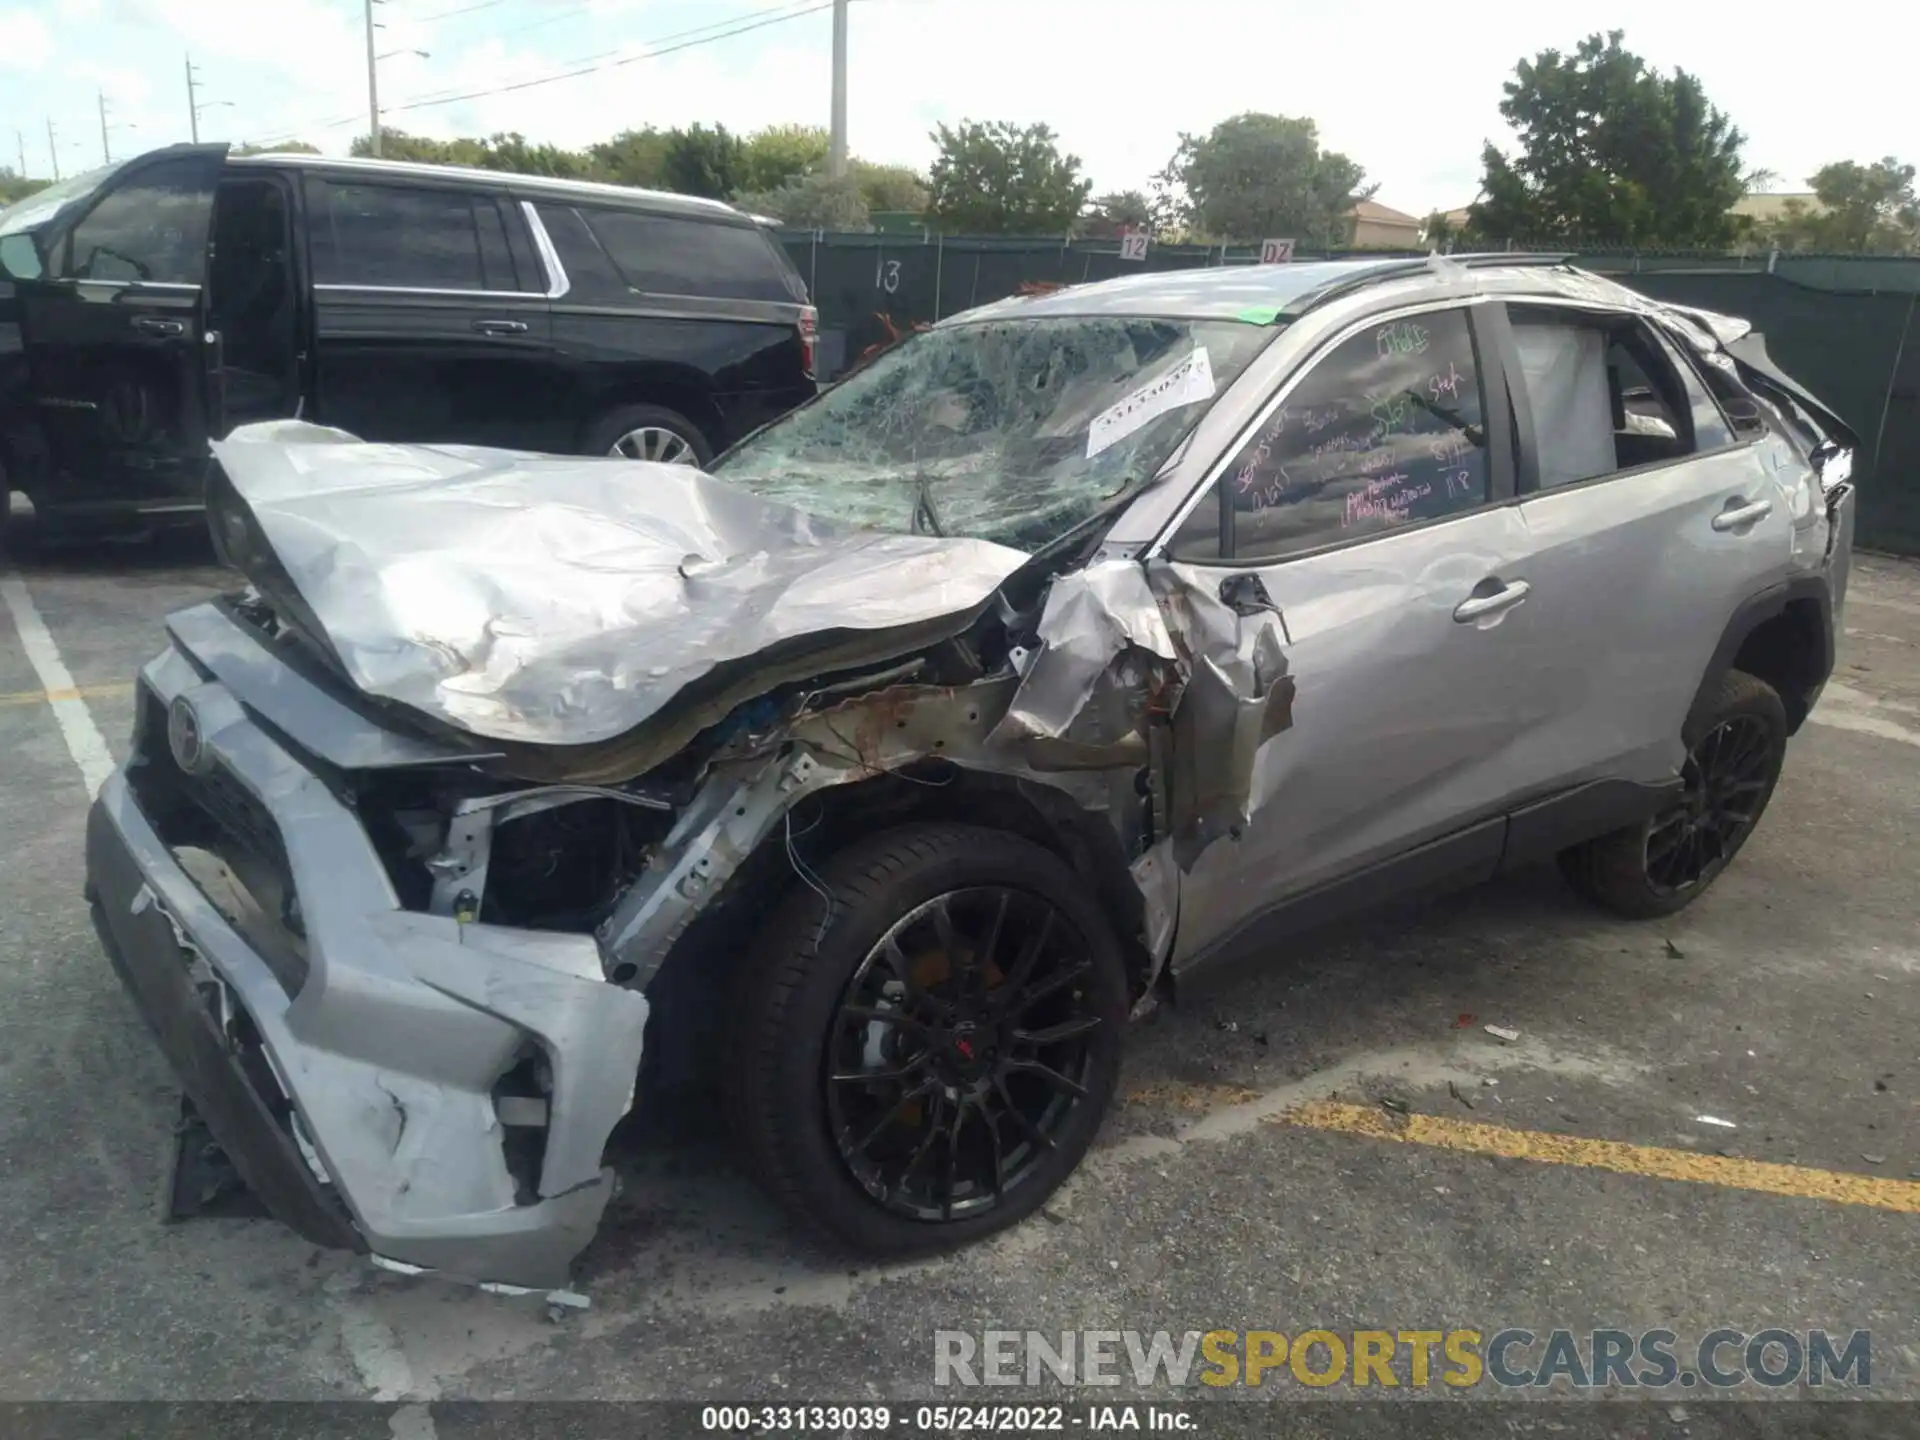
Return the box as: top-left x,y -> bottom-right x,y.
1,0 -> 1912,217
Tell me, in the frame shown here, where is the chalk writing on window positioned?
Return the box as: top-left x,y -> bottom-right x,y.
1221,308 -> 1492,561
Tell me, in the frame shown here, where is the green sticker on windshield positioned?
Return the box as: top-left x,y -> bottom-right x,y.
1235,305 -> 1283,325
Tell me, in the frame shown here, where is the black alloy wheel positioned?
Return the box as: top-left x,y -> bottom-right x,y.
725,822 -> 1128,1256
1644,713 -> 1777,896
826,887 -> 1102,1222
1558,669 -> 1788,919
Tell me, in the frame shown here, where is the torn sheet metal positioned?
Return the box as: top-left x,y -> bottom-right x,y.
599,675 -> 1124,990
207,422 -> 1031,747
1151,566 -> 1295,870
992,559 -> 1177,742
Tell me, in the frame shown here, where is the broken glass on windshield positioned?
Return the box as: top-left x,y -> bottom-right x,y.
713,314 -> 1276,552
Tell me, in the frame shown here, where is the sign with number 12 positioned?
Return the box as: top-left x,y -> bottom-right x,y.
1119,231 -> 1150,262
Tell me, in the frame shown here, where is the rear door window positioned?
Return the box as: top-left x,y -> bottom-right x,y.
308,181 -> 520,291
1507,308 -> 1704,486
580,208 -> 804,302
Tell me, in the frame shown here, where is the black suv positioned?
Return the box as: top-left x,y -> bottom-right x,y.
0,144 -> 817,538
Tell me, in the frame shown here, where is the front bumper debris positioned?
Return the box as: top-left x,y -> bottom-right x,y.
88,640 -> 649,1291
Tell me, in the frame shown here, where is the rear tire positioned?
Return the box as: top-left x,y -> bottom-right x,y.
1560,669 -> 1788,918
725,822 -> 1128,1257
583,402 -> 712,468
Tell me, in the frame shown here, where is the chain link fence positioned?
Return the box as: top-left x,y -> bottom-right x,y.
776,232 -> 1920,556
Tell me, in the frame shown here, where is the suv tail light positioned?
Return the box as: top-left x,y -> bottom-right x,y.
799,306 -> 818,380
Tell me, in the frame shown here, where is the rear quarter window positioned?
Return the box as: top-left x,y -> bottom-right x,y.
581,207 -> 804,303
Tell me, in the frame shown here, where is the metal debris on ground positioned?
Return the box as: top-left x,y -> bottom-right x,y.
1862,1154 -> 1887,1165
1484,1024 -> 1521,1043
1379,1096 -> 1411,1116
1448,1081 -> 1474,1110
1694,1115 -> 1739,1129
1664,939 -> 1686,959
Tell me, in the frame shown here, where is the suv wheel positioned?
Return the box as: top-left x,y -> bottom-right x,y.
725,822 -> 1128,1256
1560,669 -> 1788,919
585,403 -> 712,468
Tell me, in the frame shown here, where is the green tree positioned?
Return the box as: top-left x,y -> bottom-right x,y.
0,169 -> 51,206
1803,158 -> 1918,252
733,171 -> 869,230
1470,31 -> 1747,247
926,120 -> 1090,235
351,127 -> 456,162
1082,190 -> 1152,238
589,127 -> 672,188
1158,113 -> 1372,246
850,159 -> 928,215
661,123 -> 744,200
232,141 -> 320,157
468,131 -> 594,178
739,123 -> 830,193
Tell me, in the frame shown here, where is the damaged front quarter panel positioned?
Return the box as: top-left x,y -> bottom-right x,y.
599,555 -> 1296,1007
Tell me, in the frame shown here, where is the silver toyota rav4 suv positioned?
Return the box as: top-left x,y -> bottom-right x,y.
88,255 -> 1856,1297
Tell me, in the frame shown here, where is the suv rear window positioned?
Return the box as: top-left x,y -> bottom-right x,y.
579,207 -> 804,302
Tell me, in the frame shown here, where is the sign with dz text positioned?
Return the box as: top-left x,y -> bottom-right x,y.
1260,238 -> 1296,264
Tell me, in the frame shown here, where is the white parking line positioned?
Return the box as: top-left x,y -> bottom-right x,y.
0,570 -> 116,795
1810,681 -> 1920,749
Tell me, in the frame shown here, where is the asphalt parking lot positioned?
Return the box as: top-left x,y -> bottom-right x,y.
1,524 -> 1916,1428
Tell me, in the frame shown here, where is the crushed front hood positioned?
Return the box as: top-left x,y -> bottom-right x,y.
207,422 -> 1030,746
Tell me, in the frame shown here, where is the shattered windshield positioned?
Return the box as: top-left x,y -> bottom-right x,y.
714,314 -> 1275,551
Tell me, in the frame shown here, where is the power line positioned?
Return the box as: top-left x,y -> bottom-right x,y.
239,0 -> 840,144
383,0 -> 836,119
414,0 -> 510,21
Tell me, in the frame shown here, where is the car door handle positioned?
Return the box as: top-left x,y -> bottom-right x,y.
1711,497 -> 1774,532
132,316 -> 186,337
1453,579 -> 1532,624
471,318 -> 529,336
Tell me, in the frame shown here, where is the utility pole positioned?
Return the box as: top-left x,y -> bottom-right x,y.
46,117 -> 59,181
828,0 -> 848,178
185,54 -> 199,143
14,129 -> 25,180
364,0 -> 383,157
98,90 -> 111,164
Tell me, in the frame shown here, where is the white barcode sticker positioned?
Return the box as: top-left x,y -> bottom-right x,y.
1086,348 -> 1215,459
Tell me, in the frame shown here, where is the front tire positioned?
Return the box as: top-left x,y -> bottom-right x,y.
725,822 -> 1128,1256
1560,669 -> 1788,918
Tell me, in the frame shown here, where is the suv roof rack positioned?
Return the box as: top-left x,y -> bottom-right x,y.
1288,251 -> 1577,317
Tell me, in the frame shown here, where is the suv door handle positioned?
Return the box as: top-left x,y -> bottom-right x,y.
471,318 -> 529,336
132,316 -> 186,337
1453,579 -> 1532,624
1711,497 -> 1774,532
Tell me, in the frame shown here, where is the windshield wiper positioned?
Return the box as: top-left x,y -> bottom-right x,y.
911,472 -> 946,537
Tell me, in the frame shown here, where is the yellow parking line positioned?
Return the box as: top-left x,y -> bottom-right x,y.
1278,1100 -> 1920,1214
0,681 -> 133,708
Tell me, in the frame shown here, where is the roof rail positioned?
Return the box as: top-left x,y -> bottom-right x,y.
1286,251 -> 1577,317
